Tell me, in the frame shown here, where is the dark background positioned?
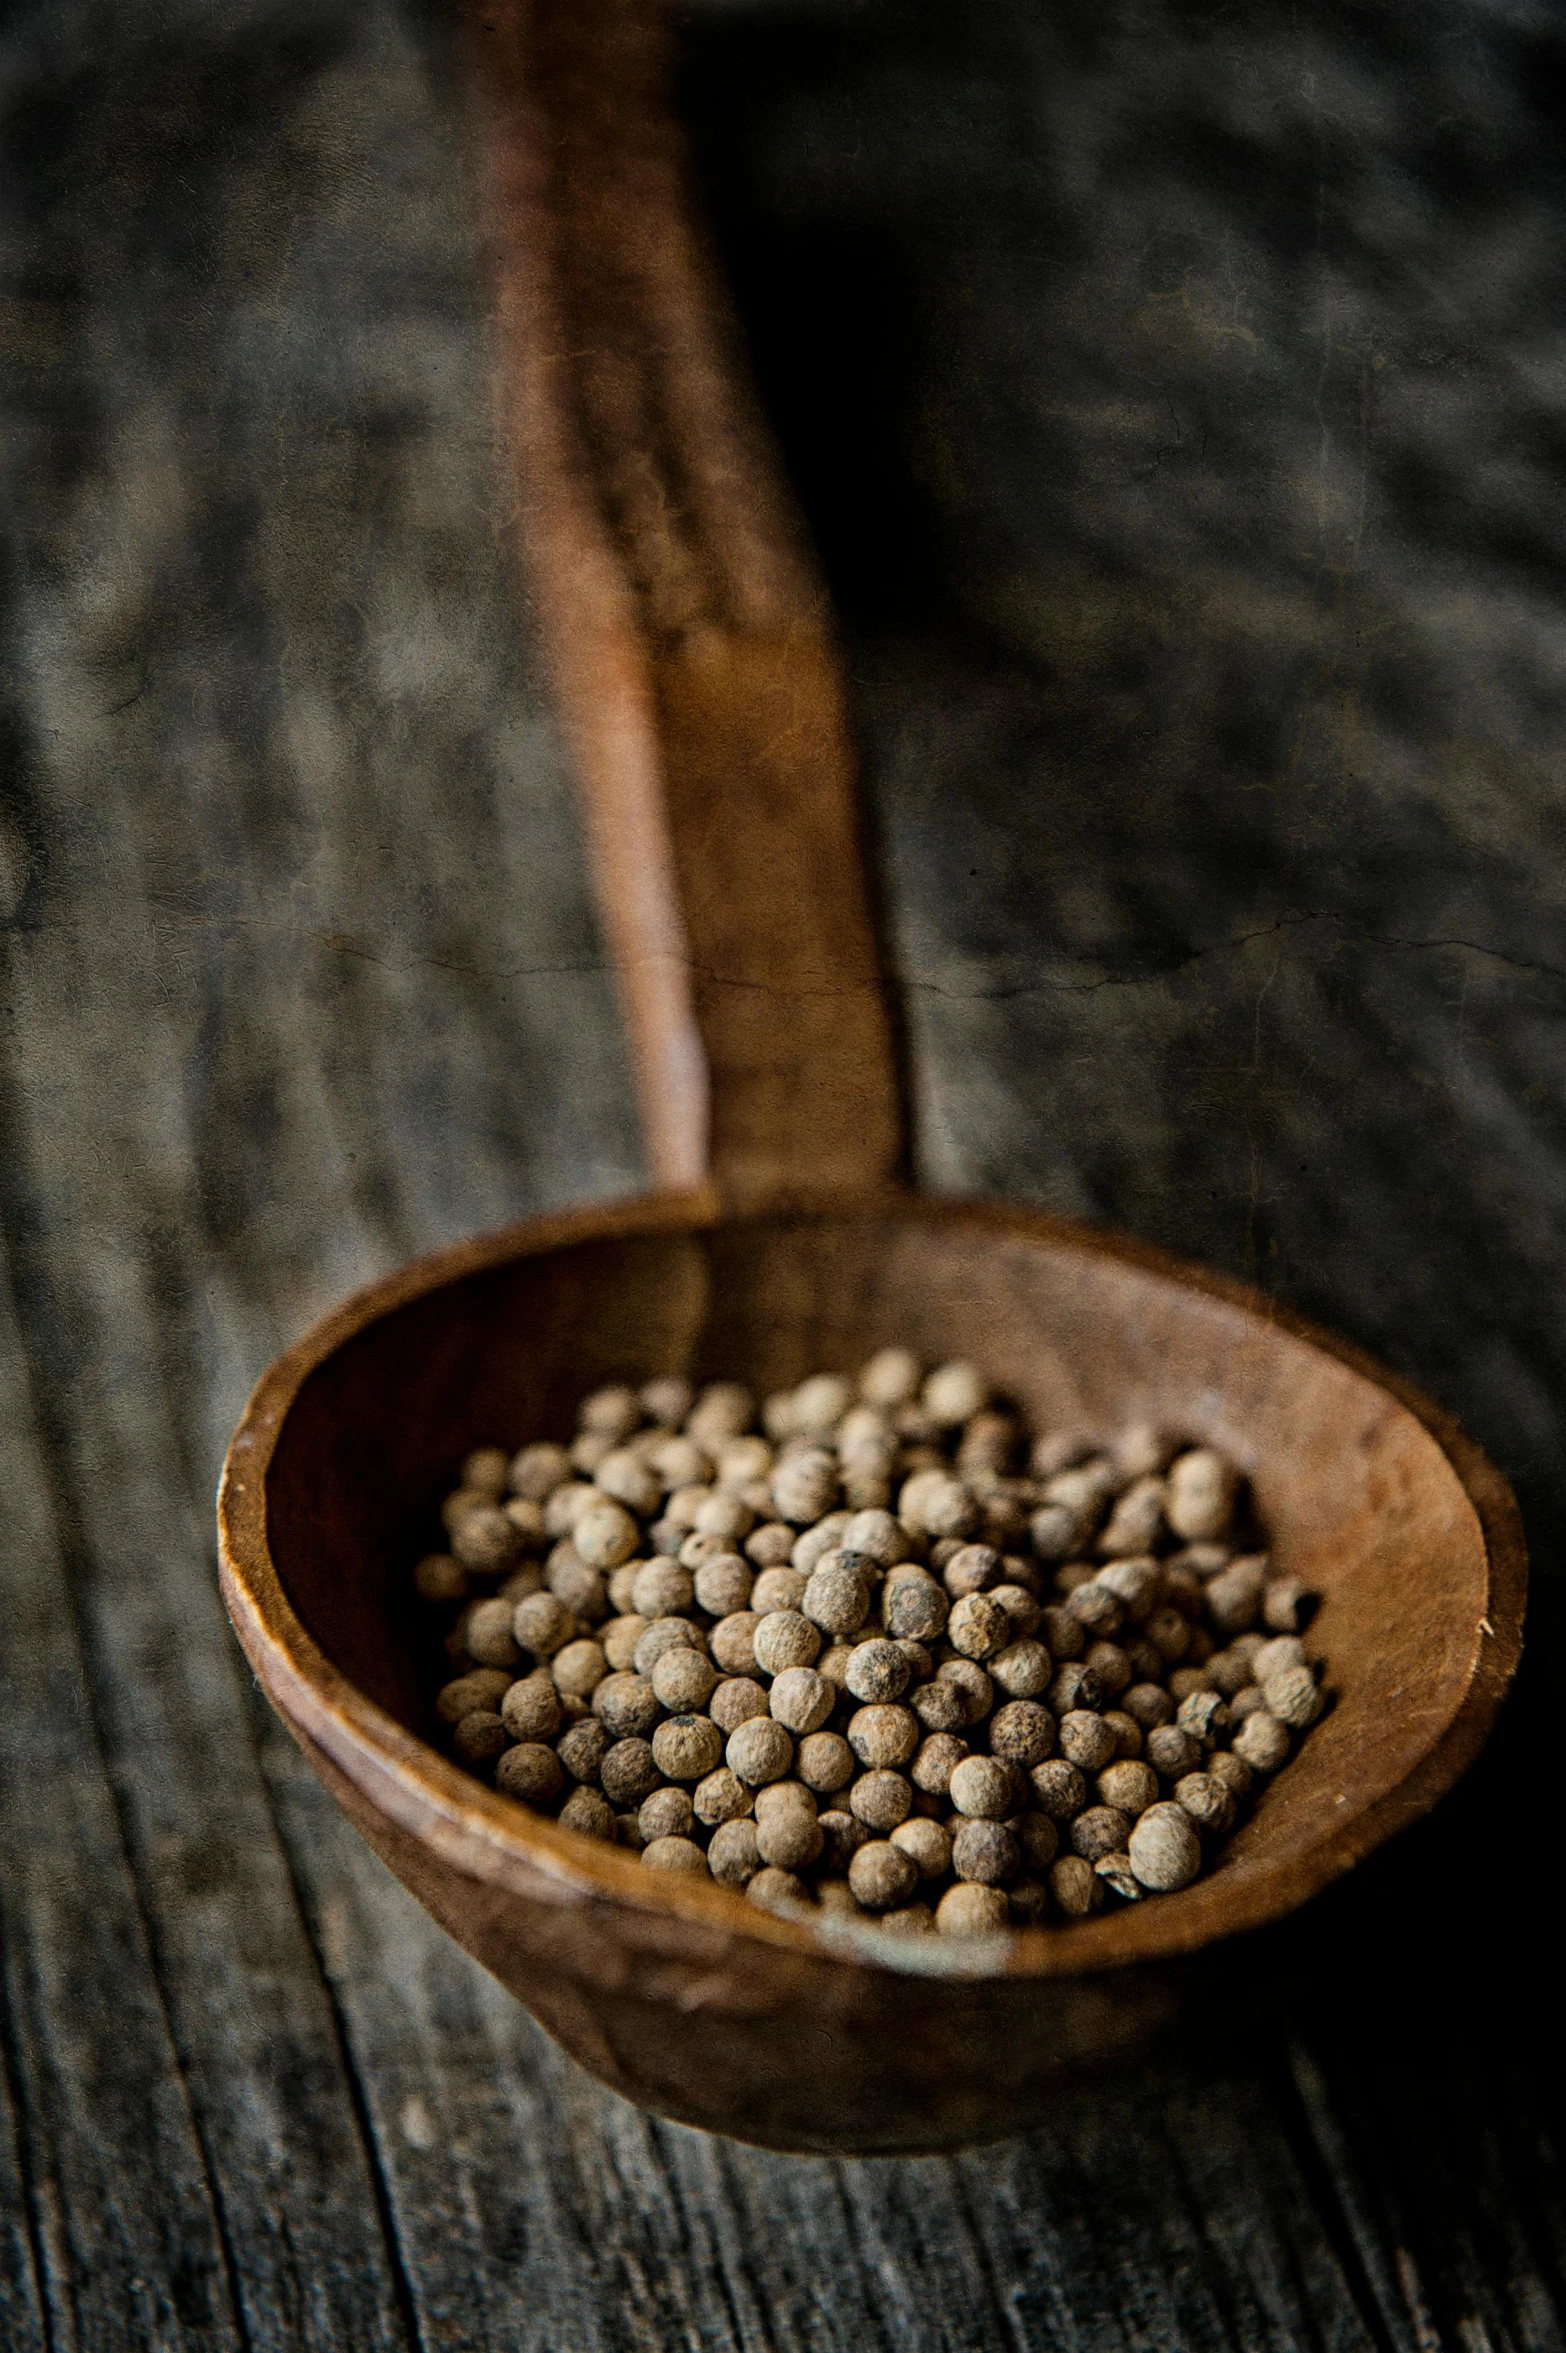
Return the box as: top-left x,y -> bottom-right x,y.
2,2 -> 1563,2345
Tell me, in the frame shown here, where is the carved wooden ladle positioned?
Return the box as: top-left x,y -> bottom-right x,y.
217,0 -> 1525,2154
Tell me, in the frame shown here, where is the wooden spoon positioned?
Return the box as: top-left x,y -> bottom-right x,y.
217,0 -> 1524,2155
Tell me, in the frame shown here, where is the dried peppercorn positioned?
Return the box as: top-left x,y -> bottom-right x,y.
425,1361 -> 1324,1934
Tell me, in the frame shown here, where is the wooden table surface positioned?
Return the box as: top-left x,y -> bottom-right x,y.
2,1 -> 1563,2345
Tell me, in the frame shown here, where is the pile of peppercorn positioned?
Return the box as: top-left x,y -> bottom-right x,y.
417,1354 -> 1323,1935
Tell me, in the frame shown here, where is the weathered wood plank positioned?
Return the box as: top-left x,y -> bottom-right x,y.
0,1905 -> 48,2353
0,1237 -> 242,2353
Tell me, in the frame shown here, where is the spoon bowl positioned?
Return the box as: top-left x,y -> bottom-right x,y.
217,1183 -> 1522,2153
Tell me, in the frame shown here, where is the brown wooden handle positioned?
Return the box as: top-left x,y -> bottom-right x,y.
464,0 -> 905,1204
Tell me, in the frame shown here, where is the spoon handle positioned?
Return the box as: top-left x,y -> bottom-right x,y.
464,0 -> 905,1205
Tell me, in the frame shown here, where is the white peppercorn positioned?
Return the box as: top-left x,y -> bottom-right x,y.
942,1543 -> 1002,1597
592,1671 -> 660,1741
988,1699 -> 1056,1768
847,1704 -> 919,1770
709,1675 -> 768,1733
923,1361 -> 987,1427
595,1449 -> 662,1516
1233,1710 -> 1291,1773
651,1715 -> 724,1784
797,1730 -> 856,1792
936,1883 -> 1011,1935
1039,1604 -> 1086,1661
1098,1760 -> 1158,1817
1173,1772 -> 1236,1835
437,1668 -> 512,1723
1128,1802 -> 1202,1891
1177,1689 -> 1230,1749
559,1786 -> 616,1841
509,1441 -> 572,1501
947,1755 -> 1014,1819
639,1786 -> 695,1842
434,1372 -> 1322,1928
768,1666 -> 836,1735
662,1483 -> 710,1534
727,1716 -> 794,1787
840,1507 -> 908,1564
693,1766 -> 753,1827
502,1671 -> 562,1743
1262,1576 -> 1310,1633
947,1593 -> 1012,1662
881,1574 -> 948,1643
558,1718 -> 610,1784
709,1612 -> 760,1675
848,1841 -> 919,1912
1058,1711 -> 1117,1773
642,1835 -> 710,1875
631,1559 -> 693,1618
708,1819 -> 761,1886
451,1506 -> 519,1574
1101,1710 -> 1143,1759
792,1514 -> 852,1573
678,1530 -> 736,1574
462,1598 -> 520,1669
633,1616 -> 704,1677
415,1553 -> 469,1605
1016,1812 -> 1059,1871
453,1711 -> 509,1764
932,1659 -> 990,1720
1095,1852 -> 1141,1902
693,1553 -> 752,1617
859,1347 -> 921,1408
1166,1448 -> 1239,1541
911,1678 -> 968,1733
496,1742 -> 565,1804
754,1781 -> 823,1869
599,1737 -> 660,1807
752,1611 -> 822,1676
552,1638 -> 609,1699
572,1497 -> 640,1571
640,1375 -> 693,1429
772,1449 -> 840,1526
1262,1663 -> 1323,1730
1030,1758 -> 1087,1817
748,1867 -> 809,1914
751,1567 -> 808,1616
650,1646 -> 719,1713
899,1468 -> 978,1540
1206,1559 -> 1267,1635
911,1732 -> 968,1795
1145,1723 -> 1202,1781
745,1521 -> 796,1568
849,1769 -> 913,1832
543,1480 -> 598,1538
512,1591 -> 574,1661
951,1818 -> 1020,1885
1043,1855 -> 1100,1917
1069,1806 -> 1131,1863
841,1640 -> 907,1705
1207,1749 -> 1254,1800
817,1810 -> 869,1871
1008,1878 -> 1050,1925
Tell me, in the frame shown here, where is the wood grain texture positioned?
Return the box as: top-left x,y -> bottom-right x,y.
0,0 -> 1562,2337
468,0 -> 903,1202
